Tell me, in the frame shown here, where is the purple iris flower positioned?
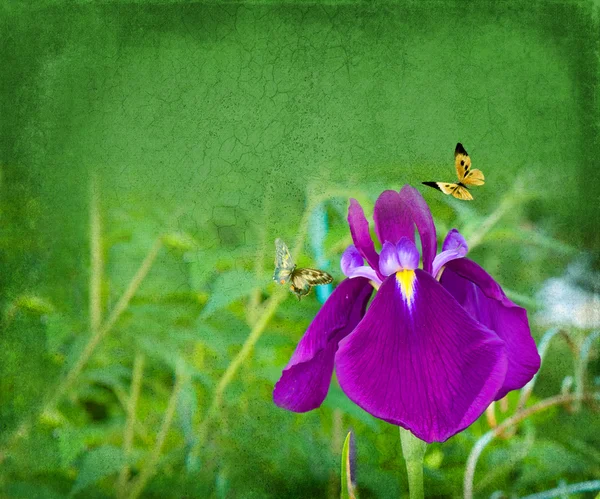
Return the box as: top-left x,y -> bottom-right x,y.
273,186 -> 540,443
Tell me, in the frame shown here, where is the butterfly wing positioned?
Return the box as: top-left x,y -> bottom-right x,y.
294,268 -> 333,286
290,268 -> 333,299
422,181 -> 459,195
273,238 -> 295,284
424,144 -> 481,201
454,143 -> 471,182
455,143 -> 485,186
452,185 -> 473,201
462,168 -> 485,186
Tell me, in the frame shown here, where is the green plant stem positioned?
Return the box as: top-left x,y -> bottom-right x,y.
89,173 -> 103,334
248,186 -> 271,325
189,188 -> 360,468
464,392 -> 600,499
574,330 -> 599,411
117,352 -> 145,497
46,237 -> 163,410
516,328 -> 571,411
0,199 -> 164,464
192,192 -> 325,449
521,480 -> 600,499
467,194 -> 513,250
194,288 -> 286,448
328,409 -> 344,499
125,370 -> 186,499
399,428 -> 426,499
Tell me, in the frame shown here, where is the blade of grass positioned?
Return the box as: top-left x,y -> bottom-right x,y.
340,431 -> 357,499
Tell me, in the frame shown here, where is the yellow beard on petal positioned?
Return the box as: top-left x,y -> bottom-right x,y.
396,269 -> 416,305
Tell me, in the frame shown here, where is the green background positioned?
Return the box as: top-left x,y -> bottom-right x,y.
1,1 -> 599,498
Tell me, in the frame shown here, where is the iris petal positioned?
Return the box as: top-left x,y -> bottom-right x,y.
441,258 -> 541,400
348,199 -> 380,273
341,245 -> 381,283
399,186 -> 437,274
442,228 -> 468,252
374,190 -> 414,246
347,266 -> 382,283
396,237 -> 419,270
341,245 -> 364,275
379,241 -> 401,277
336,270 -> 507,442
273,277 -> 374,412
432,229 -> 469,277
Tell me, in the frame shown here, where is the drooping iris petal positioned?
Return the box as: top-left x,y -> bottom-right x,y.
432,229 -> 469,277
341,245 -> 381,283
348,199 -> 380,272
441,258 -> 540,400
336,270 -> 507,443
379,241 -> 401,277
399,185 -> 437,274
273,277 -> 374,412
396,237 -> 419,270
374,190 -> 414,246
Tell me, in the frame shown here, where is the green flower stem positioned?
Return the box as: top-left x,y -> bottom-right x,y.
399,428 -> 426,499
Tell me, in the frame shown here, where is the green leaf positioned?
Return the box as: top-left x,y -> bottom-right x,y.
4,482 -> 66,499
341,431 -> 358,499
201,270 -> 267,317
177,378 -> 198,445
14,294 -> 55,315
162,231 -> 199,252
56,427 -> 88,469
71,445 -> 127,495
44,314 -> 75,354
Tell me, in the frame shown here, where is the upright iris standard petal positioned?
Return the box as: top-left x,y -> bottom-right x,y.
379,241 -> 402,277
399,185 -> 437,274
335,270 -> 507,443
348,199 -> 380,273
432,229 -> 469,277
273,278 -> 374,412
441,258 -> 540,399
396,237 -> 419,270
374,190 -> 414,246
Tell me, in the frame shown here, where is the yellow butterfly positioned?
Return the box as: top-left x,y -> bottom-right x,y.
422,143 -> 485,200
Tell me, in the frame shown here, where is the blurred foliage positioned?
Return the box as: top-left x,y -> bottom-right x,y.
1,1 -> 599,498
